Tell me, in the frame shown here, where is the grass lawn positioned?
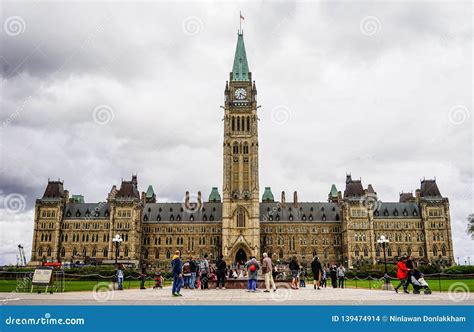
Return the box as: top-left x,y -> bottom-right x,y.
337,278 -> 474,292
0,279 -> 172,293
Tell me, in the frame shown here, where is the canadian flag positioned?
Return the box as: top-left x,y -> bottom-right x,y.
240,12 -> 245,20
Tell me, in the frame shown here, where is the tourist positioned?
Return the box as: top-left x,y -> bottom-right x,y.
329,264 -> 337,288
189,257 -> 197,289
171,250 -> 184,297
289,255 -> 300,289
116,264 -> 124,290
216,254 -> 227,289
232,269 -> 238,279
140,265 -> 147,290
182,258 -> 191,288
337,264 -> 346,288
238,269 -> 244,279
405,255 -> 414,291
394,256 -> 410,294
200,254 -> 210,290
245,256 -> 260,292
299,266 -> 306,288
311,256 -> 323,290
261,252 -> 276,292
321,268 -> 327,288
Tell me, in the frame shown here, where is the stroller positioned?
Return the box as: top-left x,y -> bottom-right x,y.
153,272 -> 163,289
410,270 -> 431,294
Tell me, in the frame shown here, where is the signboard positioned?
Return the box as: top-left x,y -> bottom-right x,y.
32,267 -> 53,286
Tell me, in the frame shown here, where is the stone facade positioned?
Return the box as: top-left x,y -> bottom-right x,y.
29,32 -> 455,268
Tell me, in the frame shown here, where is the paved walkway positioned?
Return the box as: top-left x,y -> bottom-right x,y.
1,285 -> 472,305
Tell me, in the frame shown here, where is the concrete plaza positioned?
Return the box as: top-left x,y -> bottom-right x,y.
1,285 -> 473,305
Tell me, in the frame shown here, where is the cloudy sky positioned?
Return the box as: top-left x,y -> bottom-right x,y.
0,1 -> 472,265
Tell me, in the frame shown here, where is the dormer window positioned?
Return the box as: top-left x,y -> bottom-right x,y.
302,214 -> 306,221
393,209 -> 399,216
335,214 -> 340,221
321,207 -> 325,212
158,207 -> 162,212
148,207 -> 151,213
176,215 -> 181,221
144,214 -> 149,221
76,210 -> 81,217
374,210 -> 379,216
403,209 -> 408,216
66,210 -> 71,217
383,209 -> 389,216
413,210 -> 418,216
170,214 -> 174,221
157,214 -> 161,221
203,214 -> 207,221
289,214 -> 293,221
309,214 -> 313,221
275,214 -> 280,221
310,207 -> 314,212
169,208 -> 173,212
209,215 -> 214,221
190,215 -> 194,221
322,214 -> 326,221
104,210 -> 109,217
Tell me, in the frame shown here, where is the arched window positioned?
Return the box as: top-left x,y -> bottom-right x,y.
354,246 -> 360,257
103,247 -> 108,258
166,250 -> 171,259
247,116 -> 250,132
397,247 -> 402,257
363,247 -> 368,256
441,245 -> 447,256
237,116 -> 240,131
231,116 -> 235,131
233,143 -> 239,155
279,248 -> 284,259
433,245 -> 438,256
92,248 -> 97,257
419,246 -> 424,257
124,247 -> 129,257
237,208 -> 246,228
82,248 -> 87,257
60,247 -> 65,257
47,247 -> 52,257
387,247 -> 392,257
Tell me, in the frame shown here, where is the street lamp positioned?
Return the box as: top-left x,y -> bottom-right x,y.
377,235 -> 392,290
112,234 -> 123,266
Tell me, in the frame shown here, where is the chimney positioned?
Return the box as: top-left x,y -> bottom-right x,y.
63,190 -> 69,204
293,191 -> 298,207
281,191 -> 286,207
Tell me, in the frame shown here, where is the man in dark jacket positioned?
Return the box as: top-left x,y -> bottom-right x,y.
405,255 -> 414,291
171,250 -> 183,296
289,255 -> 300,289
189,257 -> 197,289
311,256 -> 323,290
216,255 -> 227,289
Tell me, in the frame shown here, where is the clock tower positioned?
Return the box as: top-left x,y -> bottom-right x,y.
222,32 -> 260,262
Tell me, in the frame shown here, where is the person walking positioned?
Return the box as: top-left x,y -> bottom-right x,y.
189,257 -> 197,289
262,253 -> 276,292
311,256 -> 323,290
299,266 -> 306,288
171,250 -> 184,297
245,256 -> 260,292
200,254 -> 210,290
321,268 -> 327,288
289,255 -> 300,289
329,264 -> 337,288
395,256 -> 410,294
405,255 -> 414,291
337,264 -> 346,288
216,254 -> 227,289
116,264 -> 124,290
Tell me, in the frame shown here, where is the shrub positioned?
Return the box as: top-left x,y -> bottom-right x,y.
443,265 -> 474,275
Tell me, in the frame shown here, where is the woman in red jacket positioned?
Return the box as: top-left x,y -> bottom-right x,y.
394,256 -> 410,294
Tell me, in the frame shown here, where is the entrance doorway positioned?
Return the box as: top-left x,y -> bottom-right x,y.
235,248 -> 247,264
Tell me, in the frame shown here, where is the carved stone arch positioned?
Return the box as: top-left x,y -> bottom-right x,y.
230,241 -> 252,263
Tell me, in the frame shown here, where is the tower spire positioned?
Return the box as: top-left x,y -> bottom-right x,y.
231,30 -> 249,81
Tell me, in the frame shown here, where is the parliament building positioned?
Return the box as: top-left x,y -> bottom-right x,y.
30,32 -> 455,268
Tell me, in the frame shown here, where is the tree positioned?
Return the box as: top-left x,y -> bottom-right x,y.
468,214 -> 474,239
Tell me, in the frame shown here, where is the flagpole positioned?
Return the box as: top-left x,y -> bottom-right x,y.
239,11 -> 241,33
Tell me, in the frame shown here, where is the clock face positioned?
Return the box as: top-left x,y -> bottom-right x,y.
234,88 -> 247,100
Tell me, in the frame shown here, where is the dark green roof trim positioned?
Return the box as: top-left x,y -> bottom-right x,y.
262,187 -> 274,202
208,187 -> 221,202
146,185 -> 155,198
231,33 -> 250,81
71,195 -> 84,203
330,184 -> 338,197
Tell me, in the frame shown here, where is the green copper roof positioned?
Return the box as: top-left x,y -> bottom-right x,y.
145,185 -> 155,198
208,187 -> 221,202
262,187 -> 274,202
231,33 -> 250,81
72,195 -> 84,203
330,184 -> 338,197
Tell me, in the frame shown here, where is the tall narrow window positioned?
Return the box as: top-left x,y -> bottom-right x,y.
237,116 -> 240,131
231,116 -> 235,131
247,116 -> 250,132
237,209 -> 246,228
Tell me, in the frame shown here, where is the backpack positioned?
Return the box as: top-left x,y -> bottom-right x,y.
249,264 -> 256,272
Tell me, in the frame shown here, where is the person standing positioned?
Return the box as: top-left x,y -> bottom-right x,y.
395,256 -> 410,294
182,258 -> 191,289
216,254 -> 227,289
262,253 -> 276,292
329,264 -> 337,288
245,256 -> 260,292
189,257 -> 197,289
311,256 -> 323,290
299,266 -> 306,288
321,268 -> 327,288
171,250 -> 184,297
289,255 -> 300,289
116,264 -> 124,290
337,264 -> 346,288
200,254 -> 210,290
140,265 -> 147,290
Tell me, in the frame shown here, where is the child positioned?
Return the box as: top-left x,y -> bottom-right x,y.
299,266 -> 306,288
153,271 -> 163,289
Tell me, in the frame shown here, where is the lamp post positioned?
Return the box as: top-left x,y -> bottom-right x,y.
112,234 -> 123,266
377,235 -> 392,290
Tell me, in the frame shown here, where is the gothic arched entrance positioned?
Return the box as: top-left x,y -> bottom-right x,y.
235,248 -> 247,264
